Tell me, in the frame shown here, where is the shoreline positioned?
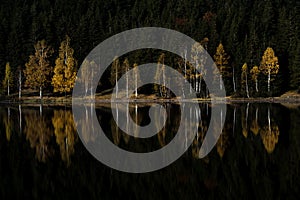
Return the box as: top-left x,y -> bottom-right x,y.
1,96 -> 300,105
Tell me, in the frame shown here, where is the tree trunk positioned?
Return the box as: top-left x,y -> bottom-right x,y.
115,67 -> 118,98
19,71 -> 22,99
245,73 -> 249,98
135,69 -> 138,98
268,69 -> 271,93
7,79 -> 9,96
255,79 -> 258,92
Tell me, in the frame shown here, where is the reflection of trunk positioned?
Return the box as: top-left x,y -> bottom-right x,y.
39,104 -> 43,116
135,104 -> 138,137
115,67 -> 118,98
246,103 -> 249,128
268,106 -> 271,132
220,74 -> 222,90
255,107 -> 258,125
39,87 -> 42,100
233,106 -> 236,135
19,104 -> 22,135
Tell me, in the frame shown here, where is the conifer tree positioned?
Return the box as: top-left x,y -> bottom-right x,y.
52,36 -> 77,95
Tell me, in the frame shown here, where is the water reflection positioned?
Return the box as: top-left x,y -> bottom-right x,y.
0,103 -> 291,164
0,102 -> 299,199
24,109 -> 54,162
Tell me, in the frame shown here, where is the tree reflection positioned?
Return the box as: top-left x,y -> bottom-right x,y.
250,107 -> 260,135
52,109 -> 77,165
24,110 -> 53,162
3,107 -> 12,141
260,107 -> 280,153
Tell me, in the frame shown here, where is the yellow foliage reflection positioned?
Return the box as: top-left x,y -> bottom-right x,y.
24,111 -> 53,162
52,110 -> 77,165
260,124 -> 280,154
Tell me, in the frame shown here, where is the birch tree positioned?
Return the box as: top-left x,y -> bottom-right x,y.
250,65 -> 260,93
260,47 -> 279,93
24,40 -> 53,99
52,36 -> 77,95
2,62 -> 13,96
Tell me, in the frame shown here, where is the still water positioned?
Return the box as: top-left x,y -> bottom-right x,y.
0,103 -> 300,199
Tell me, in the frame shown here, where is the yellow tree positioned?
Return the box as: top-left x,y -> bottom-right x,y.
213,43 -> 231,92
259,47 -> 279,93
52,36 -> 77,95
250,65 -> 260,93
2,62 -> 13,96
24,40 -> 53,99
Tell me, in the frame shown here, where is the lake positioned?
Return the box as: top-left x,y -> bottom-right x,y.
0,102 -> 300,199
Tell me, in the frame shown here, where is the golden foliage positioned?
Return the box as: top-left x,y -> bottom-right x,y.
24,111 -> 53,162
260,47 -> 279,76
52,36 -> 77,93
52,109 -> 77,165
260,124 -> 280,154
2,62 -> 13,91
23,40 -> 53,90
213,43 -> 231,77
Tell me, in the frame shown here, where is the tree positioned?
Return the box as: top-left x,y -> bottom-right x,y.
23,40 -> 53,99
52,35 -> 77,95
241,63 -> 249,98
259,47 -> 279,93
213,43 -> 232,93
250,65 -> 260,93
2,62 -> 13,96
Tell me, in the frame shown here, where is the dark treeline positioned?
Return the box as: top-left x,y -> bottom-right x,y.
0,0 -> 299,97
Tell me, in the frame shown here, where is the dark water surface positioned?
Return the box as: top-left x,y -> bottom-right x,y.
0,103 -> 300,199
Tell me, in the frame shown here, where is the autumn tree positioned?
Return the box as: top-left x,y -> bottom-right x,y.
213,43 -> 232,94
23,40 -> 53,99
52,36 -> 77,95
259,47 -> 279,93
250,65 -> 260,93
2,62 -> 13,96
